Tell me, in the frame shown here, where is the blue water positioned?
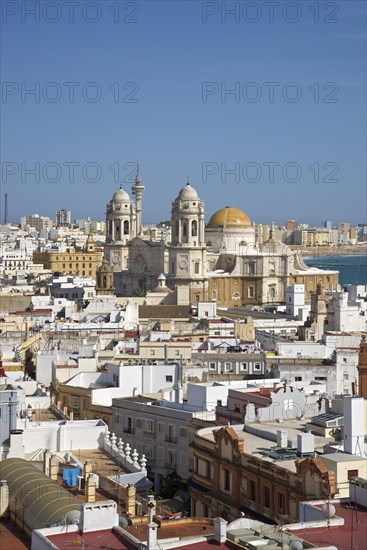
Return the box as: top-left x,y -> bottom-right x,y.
304,255 -> 367,285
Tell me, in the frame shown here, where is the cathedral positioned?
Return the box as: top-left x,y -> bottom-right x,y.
102,173 -> 339,307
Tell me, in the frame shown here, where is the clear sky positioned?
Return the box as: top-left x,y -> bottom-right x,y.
1,0 -> 366,226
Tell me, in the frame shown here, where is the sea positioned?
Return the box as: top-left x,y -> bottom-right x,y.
304,254 -> 367,286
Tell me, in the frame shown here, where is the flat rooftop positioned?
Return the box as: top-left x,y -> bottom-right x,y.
289,501 -> 367,550
197,421 -> 322,473
47,528 -> 129,550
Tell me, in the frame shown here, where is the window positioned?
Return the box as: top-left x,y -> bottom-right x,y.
240,362 -> 248,371
254,363 -> 261,371
206,461 -> 212,479
183,222 -> 187,237
278,493 -> 285,514
158,422 -> 164,432
263,486 -> 270,508
224,468 -> 230,491
166,375 -> 173,382
295,376 -> 302,381
343,357 -> 347,363
224,362 -> 232,372
180,427 -> 187,438
284,399 -> 293,411
249,480 -> 256,501
137,419 -> 142,428
150,349 -> 155,356
248,286 -> 255,298
348,469 -> 358,479
194,262 -> 200,274
209,362 -> 216,370
124,220 -> 129,234
192,220 -> 198,236
248,262 -> 255,275
175,350 -> 180,356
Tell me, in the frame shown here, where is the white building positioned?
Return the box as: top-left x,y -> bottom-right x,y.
63,362 -> 182,408
285,284 -> 310,320
50,275 -> 96,302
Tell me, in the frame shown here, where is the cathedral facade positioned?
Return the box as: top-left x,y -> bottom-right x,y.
103,176 -> 339,306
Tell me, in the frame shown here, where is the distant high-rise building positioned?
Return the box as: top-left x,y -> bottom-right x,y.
56,209 -> 71,227
20,214 -> 53,232
285,220 -> 298,231
324,220 -> 333,229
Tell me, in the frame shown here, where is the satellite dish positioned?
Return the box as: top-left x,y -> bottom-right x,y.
65,510 -> 81,525
119,516 -> 129,529
321,503 -> 336,519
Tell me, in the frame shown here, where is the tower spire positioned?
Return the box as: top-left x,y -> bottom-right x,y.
132,160 -> 144,235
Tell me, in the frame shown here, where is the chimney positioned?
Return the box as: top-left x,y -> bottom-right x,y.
146,522 -> 159,550
84,460 -> 93,482
49,455 -> 59,481
0,481 -> 9,517
343,396 -> 365,455
213,517 -> 227,543
85,474 -> 96,503
277,430 -> 288,448
126,485 -> 136,516
44,449 -> 52,476
297,433 -> 315,456
357,340 -> 367,398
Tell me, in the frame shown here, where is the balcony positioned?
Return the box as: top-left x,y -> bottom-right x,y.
165,436 -> 177,443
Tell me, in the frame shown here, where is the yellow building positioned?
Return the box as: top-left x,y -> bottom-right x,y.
53,386 -> 112,428
190,425 -> 336,523
34,234 -> 103,280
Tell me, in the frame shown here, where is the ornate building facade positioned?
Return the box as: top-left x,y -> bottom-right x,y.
104,177 -> 339,305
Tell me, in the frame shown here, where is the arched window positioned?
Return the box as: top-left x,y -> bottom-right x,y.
183,222 -> 187,237
116,223 -> 120,236
124,220 -> 129,234
192,220 -> 198,236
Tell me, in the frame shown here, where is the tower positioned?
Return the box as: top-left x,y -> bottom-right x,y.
4,193 -> 8,224
132,162 -> 144,236
96,260 -> 115,295
168,182 -> 207,303
104,185 -> 136,271
357,339 -> 367,398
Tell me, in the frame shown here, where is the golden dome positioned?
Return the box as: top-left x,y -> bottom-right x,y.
207,206 -> 251,228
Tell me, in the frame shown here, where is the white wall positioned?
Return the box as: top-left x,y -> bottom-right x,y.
187,383 -> 229,411
276,342 -> 329,359
17,420 -> 107,453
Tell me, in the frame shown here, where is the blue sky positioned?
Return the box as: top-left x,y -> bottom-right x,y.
1,0 -> 366,226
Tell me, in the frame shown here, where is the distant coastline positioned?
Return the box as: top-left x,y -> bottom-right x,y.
289,244 -> 367,257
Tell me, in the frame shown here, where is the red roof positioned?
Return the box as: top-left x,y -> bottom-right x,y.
47,528 -> 131,550
289,502 -> 367,550
181,541 -> 239,549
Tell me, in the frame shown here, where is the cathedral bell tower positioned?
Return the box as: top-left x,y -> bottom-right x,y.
132,162 -> 144,236
104,185 -> 136,271
168,182 -> 207,303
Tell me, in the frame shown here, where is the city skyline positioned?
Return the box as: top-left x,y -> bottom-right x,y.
1,1 -> 366,225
